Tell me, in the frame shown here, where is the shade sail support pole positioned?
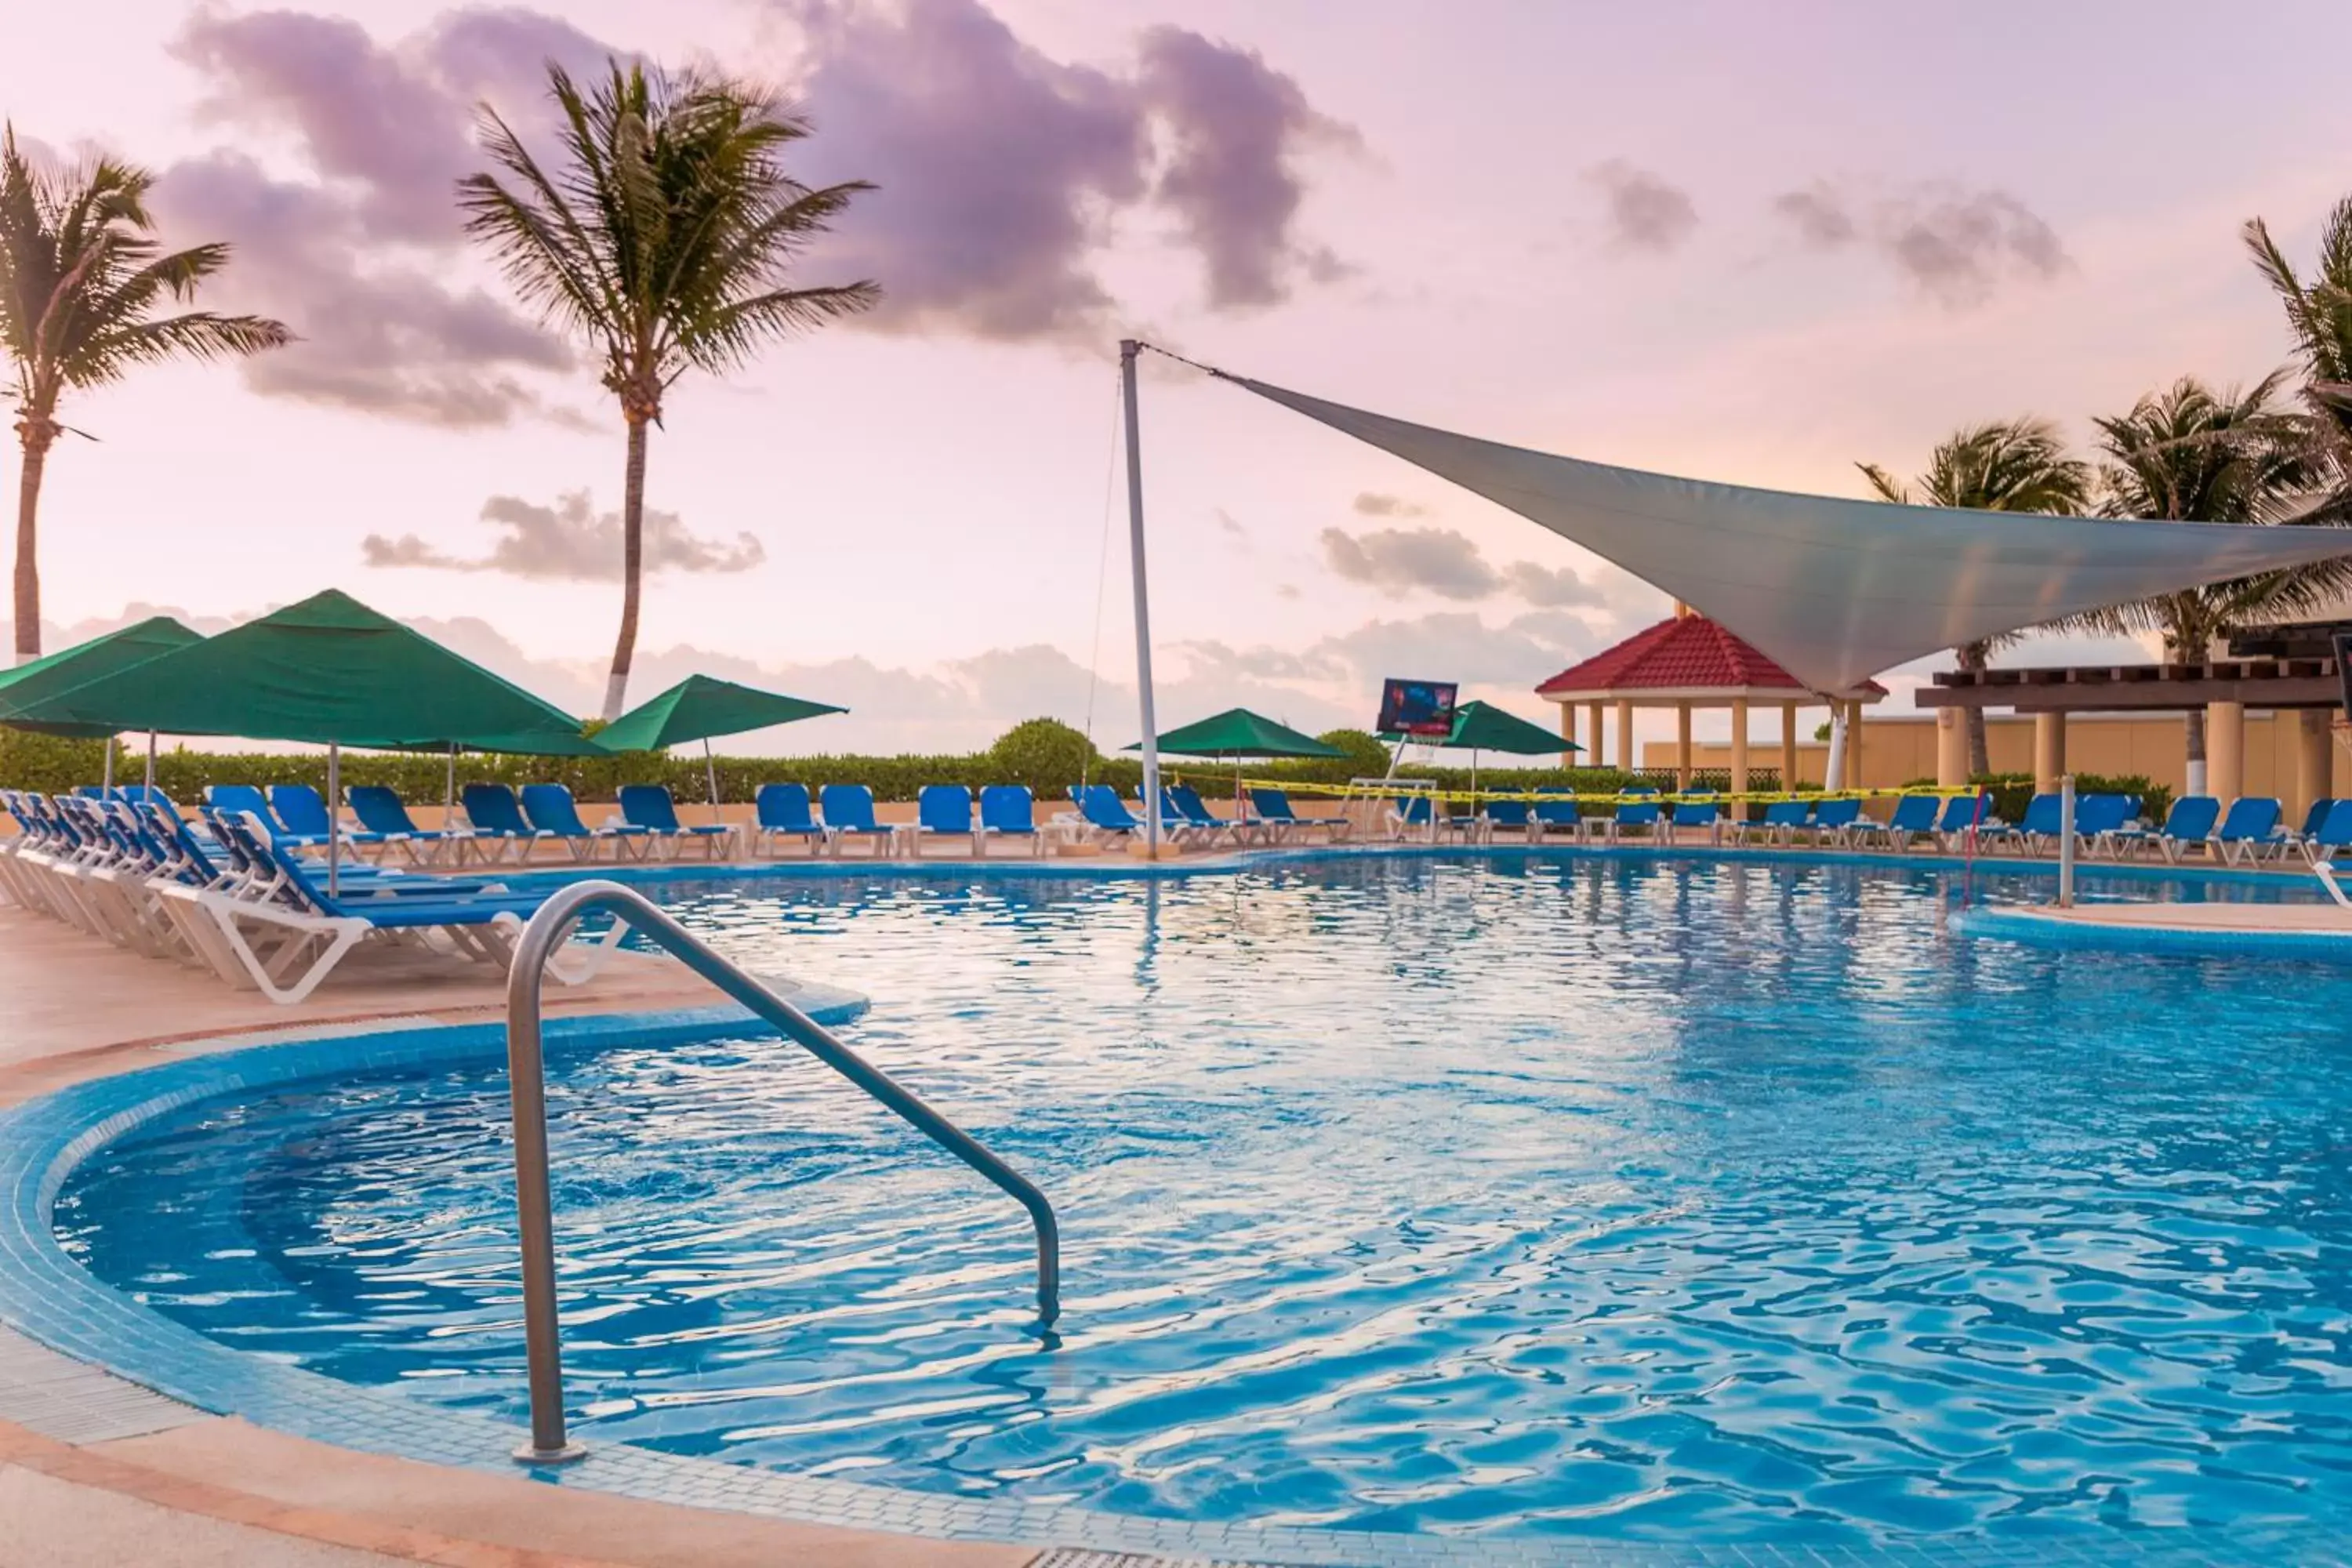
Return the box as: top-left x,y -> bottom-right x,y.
1120,339 -> 1160,856
704,738 -> 721,826
326,742 -> 341,897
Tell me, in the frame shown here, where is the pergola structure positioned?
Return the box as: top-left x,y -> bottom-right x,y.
1536,607 -> 1884,804
1917,652 -> 2347,813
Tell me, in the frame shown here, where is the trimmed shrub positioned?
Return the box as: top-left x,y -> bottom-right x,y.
988,717 -> 1101,793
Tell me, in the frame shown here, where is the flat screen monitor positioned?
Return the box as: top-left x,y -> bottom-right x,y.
1377,677 -> 1459,737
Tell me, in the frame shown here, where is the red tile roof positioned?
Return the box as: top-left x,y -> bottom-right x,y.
1537,615 -> 1884,698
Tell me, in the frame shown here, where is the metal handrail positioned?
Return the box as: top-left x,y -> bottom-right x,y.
503,879 -> 1062,1465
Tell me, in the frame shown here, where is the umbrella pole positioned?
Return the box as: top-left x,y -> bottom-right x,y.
101,735 -> 114,794
704,739 -> 721,826
327,743 -> 341,898
445,742 -> 457,817
144,731 -> 157,793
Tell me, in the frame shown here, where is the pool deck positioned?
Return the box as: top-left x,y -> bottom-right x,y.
2,846 -> 2343,1566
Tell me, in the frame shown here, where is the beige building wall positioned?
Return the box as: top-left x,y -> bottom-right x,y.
1646,713 -> 2352,797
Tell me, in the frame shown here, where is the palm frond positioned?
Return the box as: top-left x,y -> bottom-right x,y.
459,56 -> 877,416
0,131 -> 287,416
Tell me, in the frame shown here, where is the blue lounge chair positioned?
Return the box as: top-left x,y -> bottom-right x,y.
1527,792 -> 1584,844
459,783 -> 550,862
199,808 -> 493,901
1734,797 -> 1810,846
176,815 -> 618,1004
1136,787 -> 1219,845
269,783 -> 384,858
1665,796 -> 1719,844
2071,793 -> 2135,857
2210,797 -> 2283,865
2276,797 -> 2337,860
526,782 -> 653,862
1799,797 -> 1864,846
978,785 -> 1054,857
2303,801 -> 2352,902
1170,783 -> 1256,846
1932,792 -> 1993,849
1483,798 -> 1534,839
1857,793 -> 1941,851
1600,787 -> 1661,844
818,784 -> 895,856
1980,793 -> 2061,854
2108,795 -> 2218,861
753,783 -> 826,855
906,785 -> 980,858
619,783 -> 735,860
1071,782 -> 1147,842
1248,787 -> 1348,841
206,784 -> 324,848
346,785 -> 471,866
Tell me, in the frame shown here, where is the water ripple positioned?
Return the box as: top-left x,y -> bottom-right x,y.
52,857 -> 2352,1546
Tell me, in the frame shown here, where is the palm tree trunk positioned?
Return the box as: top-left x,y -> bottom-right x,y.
1957,641 -> 1991,777
601,412 -> 650,721
13,415 -> 56,664
2182,706 -> 2207,797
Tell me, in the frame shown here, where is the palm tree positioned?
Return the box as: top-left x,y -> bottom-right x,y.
2085,373 -> 2341,793
0,127 -> 289,661
1858,418 -> 2092,775
459,61 -> 878,719
2245,196 -> 2352,522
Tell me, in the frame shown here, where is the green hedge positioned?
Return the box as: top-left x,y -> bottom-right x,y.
0,721 -> 1787,805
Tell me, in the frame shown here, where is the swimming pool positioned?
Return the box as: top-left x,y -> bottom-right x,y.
50,855 -> 2352,1552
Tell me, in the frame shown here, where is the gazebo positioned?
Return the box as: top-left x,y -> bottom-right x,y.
1536,607 -> 1885,799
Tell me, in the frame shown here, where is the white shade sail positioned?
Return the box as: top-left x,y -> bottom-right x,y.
1226,375 -> 2352,693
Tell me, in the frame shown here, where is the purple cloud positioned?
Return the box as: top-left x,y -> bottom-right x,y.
362,491 -> 765,581
155,7 -> 611,426
1136,26 -> 1356,309
1770,180 -> 2068,307
775,0 -> 1354,339
777,0 -> 1149,339
1588,160 -> 1699,253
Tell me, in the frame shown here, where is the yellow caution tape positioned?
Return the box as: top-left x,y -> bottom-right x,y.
1164,775 -> 1988,809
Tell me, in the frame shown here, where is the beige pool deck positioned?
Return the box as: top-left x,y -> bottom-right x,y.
2,840 -> 2344,1566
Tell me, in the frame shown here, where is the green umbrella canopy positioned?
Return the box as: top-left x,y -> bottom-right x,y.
1383,699 -> 1577,755
597,673 -> 845,753
16,589 -> 604,755
1127,707 -> 1348,759
0,616 -> 204,739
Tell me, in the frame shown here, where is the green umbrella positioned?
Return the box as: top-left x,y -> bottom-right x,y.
1131,708 -> 1347,760
17,589 -> 601,890
597,673 -> 845,821
1381,699 -> 1577,792
0,615 -> 207,789
1126,707 -> 1345,813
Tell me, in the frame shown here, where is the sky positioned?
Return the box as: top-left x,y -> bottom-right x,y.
3,0 -> 2349,755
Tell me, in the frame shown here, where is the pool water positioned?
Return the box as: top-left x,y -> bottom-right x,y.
53,857 -> 2352,1548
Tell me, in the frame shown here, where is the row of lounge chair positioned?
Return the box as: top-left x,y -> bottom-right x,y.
1387,786 -> 2352,866
0,788 -> 620,1004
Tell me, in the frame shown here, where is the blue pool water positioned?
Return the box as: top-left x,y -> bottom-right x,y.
52,857 -> 2352,1549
